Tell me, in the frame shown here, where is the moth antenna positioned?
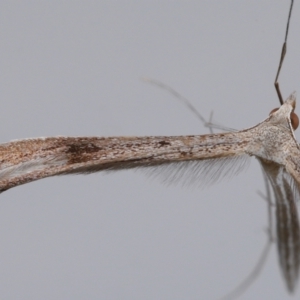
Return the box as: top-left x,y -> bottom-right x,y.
274,0 -> 294,105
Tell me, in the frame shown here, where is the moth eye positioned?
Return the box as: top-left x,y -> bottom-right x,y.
269,108 -> 279,115
291,112 -> 299,130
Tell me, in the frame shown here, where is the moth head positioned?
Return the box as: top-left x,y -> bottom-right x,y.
269,107 -> 299,130
269,92 -> 299,130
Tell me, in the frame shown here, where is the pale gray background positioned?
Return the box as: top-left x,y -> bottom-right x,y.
1,1 -> 300,299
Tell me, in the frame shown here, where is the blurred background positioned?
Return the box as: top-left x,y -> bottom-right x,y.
1,1 -> 300,299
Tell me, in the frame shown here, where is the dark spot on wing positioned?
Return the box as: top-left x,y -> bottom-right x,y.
158,140 -> 171,147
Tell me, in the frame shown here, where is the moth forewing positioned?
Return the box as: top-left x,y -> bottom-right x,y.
0,96 -> 298,194
0,132 -> 251,192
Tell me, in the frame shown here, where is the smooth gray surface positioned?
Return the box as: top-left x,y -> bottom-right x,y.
1,1 -> 300,299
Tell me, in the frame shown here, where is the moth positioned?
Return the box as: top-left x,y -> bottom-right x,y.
1,0 -> 299,296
